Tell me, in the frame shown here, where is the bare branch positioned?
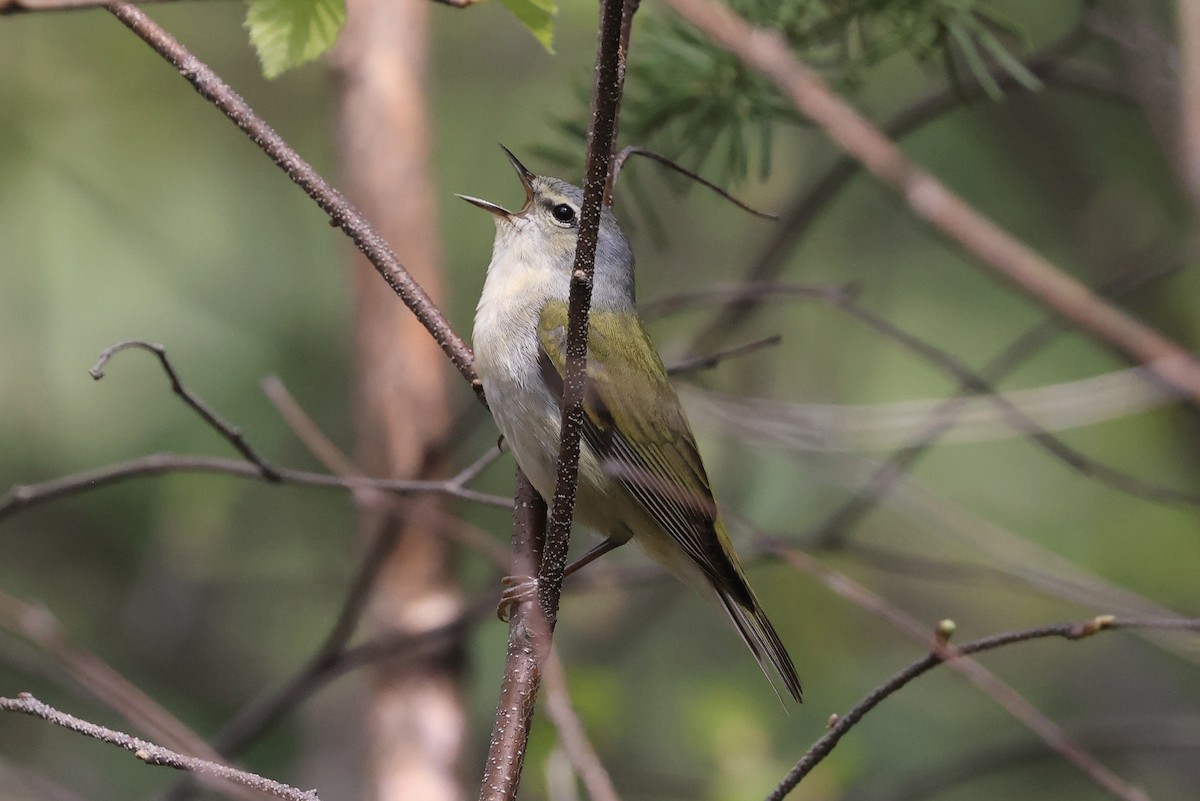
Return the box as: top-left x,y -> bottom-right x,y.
827,296 -> 1200,508
764,610 -> 1196,801
475,4 -> 632,791
664,282 -> 1200,509
753,537 -> 1148,801
0,0 -> 184,13
666,334 -> 782,376
0,694 -> 320,801
542,648 -> 622,801
611,146 -> 778,220
103,2 -> 481,399
91,340 -> 280,480
0,454 -> 510,525
539,0 -> 630,624
683,33 -> 1130,355
261,375 -> 359,477
663,0 -> 1200,403
0,592 -> 261,801
812,264 -> 1185,545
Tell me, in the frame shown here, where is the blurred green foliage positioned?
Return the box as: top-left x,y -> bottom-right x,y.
1,2 -> 1198,801
547,0 -> 1052,182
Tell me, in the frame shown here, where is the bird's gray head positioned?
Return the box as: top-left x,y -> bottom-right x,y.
458,146 -> 636,306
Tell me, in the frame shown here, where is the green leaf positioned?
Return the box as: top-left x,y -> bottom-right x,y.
499,0 -> 558,54
974,26 -> 1043,93
245,0 -> 347,80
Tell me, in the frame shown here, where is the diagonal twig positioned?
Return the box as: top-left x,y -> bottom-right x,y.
682,24 -> 1124,356
812,264 -> 1185,545
611,146 -> 778,220
827,295 -> 1200,509
0,694 -> 320,801
0,592 -> 263,801
103,2 -> 481,400
666,334 -> 782,376
91,340 -> 280,480
656,280 -> 1200,510
751,534 -> 1164,801
767,613 -> 1198,801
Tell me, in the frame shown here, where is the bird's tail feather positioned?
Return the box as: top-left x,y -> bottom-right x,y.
718,592 -> 804,705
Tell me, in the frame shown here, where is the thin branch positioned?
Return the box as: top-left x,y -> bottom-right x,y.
0,592 -> 261,801
752,536 -> 1149,801
661,281 -> 1200,509
664,0 -> 1200,403
260,375 -> 359,477
539,0 -> 630,625
683,34 -> 1129,355
542,647 -> 622,801
611,146 -> 778,220
813,263 -> 1183,545
666,334 -> 782,376
0,0 -> 184,12
91,340 -> 280,480
828,295 -> 1200,508
212,593 -> 494,759
0,694 -> 320,801
641,281 -> 856,320
0,453 -> 510,525
844,714 -> 1200,801
766,613 -> 1197,801
262,374 -> 506,508
103,2 -> 481,400
478,4 -> 632,797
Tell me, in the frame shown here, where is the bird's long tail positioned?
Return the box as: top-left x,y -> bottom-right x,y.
718,592 -> 804,704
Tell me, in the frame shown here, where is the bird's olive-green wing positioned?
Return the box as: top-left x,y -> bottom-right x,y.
537,302 -> 752,607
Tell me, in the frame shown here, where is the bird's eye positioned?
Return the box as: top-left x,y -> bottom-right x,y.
551,204 -> 576,225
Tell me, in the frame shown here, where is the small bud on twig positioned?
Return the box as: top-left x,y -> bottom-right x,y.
935,619 -> 956,646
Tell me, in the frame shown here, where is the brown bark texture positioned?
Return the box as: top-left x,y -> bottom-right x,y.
332,0 -> 466,799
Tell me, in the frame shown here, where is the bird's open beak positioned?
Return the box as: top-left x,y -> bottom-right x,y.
456,144 -> 536,218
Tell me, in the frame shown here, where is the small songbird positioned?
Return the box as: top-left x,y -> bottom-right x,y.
460,147 -> 802,704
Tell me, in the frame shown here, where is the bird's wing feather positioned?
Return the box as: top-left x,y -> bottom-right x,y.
536,302 -> 752,606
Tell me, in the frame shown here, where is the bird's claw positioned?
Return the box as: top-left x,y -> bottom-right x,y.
497,574 -> 539,622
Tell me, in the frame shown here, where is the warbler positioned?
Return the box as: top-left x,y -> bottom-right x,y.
460,147 -> 803,704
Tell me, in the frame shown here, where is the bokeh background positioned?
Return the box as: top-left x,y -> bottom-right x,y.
2,1 -> 1199,800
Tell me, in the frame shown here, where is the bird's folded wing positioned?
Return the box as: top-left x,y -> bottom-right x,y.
536,303 -> 751,605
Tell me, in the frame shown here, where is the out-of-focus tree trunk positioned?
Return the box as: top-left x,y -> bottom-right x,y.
332,1 -> 466,800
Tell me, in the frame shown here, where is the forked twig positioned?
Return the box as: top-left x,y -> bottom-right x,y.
91,340 -> 280,480
766,613 -> 1197,801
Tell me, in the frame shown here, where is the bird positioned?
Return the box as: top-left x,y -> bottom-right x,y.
459,146 -> 802,704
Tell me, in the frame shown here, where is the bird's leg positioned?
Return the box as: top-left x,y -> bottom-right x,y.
563,537 -> 623,578
496,538 -> 625,621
